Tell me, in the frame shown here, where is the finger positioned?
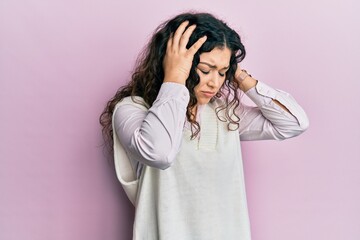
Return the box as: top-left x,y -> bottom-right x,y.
167,32 -> 173,50
172,21 -> 189,49
187,35 -> 207,56
179,24 -> 196,51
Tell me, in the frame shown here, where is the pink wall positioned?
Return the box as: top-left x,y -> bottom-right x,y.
1,0 -> 359,239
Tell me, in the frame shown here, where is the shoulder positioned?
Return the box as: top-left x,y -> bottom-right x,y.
112,96 -> 150,130
112,96 -> 149,123
115,96 -> 149,112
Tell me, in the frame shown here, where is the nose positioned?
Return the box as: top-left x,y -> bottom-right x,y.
207,72 -> 222,89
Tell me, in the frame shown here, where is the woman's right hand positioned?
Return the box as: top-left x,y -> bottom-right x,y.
163,21 -> 207,85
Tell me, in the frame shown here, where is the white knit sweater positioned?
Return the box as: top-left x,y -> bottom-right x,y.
114,101 -> 252,239
112,81 -> 309,239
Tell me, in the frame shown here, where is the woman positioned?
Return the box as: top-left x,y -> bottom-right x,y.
100,11 -> 309,240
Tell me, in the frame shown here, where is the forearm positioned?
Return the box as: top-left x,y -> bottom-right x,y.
238,80 -> 309,141
240,76 -> 291,113
114,83 -> 189,169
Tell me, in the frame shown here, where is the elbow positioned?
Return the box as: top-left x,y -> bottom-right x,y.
275,121 -> 310,140
277,113 -> 310,140
295,110 -> 310,134
143,153 -> 175,170
299,115 -> 310,132
291,114 -> 310,138
150,154 -> 174,170
129,139 -> 175,170
128,129 -> 180,170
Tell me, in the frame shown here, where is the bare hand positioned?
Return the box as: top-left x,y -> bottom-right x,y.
163,21 -> 207,84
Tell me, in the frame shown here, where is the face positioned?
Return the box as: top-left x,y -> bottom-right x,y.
194,47 -> 231,105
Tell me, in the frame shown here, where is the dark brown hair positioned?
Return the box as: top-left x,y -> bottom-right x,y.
100,11 -> 246,151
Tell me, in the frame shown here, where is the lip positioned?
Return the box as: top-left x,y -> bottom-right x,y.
201,91 -> 216,98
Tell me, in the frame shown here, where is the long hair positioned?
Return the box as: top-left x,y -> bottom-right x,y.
99,11 -> 246,151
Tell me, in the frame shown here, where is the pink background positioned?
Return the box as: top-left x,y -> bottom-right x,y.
1,0 -> 359,239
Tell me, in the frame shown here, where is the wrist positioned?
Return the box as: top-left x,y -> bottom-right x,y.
236,69 -> 257,92
237,69 -> 251,82
239,77 -> 258,92
163,75 -> 186,85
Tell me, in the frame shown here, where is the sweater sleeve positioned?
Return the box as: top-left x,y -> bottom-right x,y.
238,81 -> 309,141
114,82 -> 189,170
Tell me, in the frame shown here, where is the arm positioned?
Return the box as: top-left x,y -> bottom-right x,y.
114,83 -> 189,170
114,21 -> 206,170
238,73 -> 293,113
236,76 -> 309,141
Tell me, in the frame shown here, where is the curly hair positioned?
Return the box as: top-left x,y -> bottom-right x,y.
99,11 -> 246,151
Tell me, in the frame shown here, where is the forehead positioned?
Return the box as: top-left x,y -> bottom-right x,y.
199,47 -> 231,67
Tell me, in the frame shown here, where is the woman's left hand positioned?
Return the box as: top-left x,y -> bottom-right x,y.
234,66 -> 257,92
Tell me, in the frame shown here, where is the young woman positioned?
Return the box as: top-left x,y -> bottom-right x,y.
100,11 -> 309,240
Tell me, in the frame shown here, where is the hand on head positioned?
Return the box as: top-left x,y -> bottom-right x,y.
234,66 -> 258,92
163,21 -> 207,85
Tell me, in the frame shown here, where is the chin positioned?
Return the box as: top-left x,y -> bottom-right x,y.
197,98 -> 211,105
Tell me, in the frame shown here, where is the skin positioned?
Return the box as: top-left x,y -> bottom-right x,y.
163,21 -> 290,113
163,21 -> 207,85
195,47 -> 231,105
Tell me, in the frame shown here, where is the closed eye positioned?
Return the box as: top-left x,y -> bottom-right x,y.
199,68 -> 226,77
200,69 -> 210,75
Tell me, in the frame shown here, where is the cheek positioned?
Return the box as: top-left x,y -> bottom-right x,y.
220,78 -> 226,86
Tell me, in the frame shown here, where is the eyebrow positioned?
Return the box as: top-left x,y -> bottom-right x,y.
198,62 -> 229,70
